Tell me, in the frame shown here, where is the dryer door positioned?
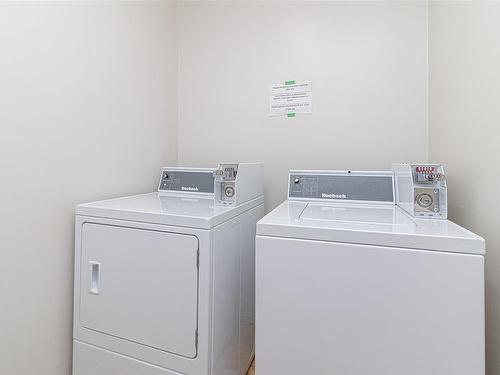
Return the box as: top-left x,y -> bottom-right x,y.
79,223 -> 199,358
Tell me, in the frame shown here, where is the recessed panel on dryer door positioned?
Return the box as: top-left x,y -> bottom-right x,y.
79,223 -> 199,358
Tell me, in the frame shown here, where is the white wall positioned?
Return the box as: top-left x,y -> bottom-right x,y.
428,2 -> 500,374
3,2 -> 498,374
0,2 -> 177,374
177,1 -> 429,210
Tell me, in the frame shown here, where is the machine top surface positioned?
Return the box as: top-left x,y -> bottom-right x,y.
77,192 -> 264,229
258,169 -> 484,254
257,200 -> 484,254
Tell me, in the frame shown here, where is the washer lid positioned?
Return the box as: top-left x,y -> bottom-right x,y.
76,192 -> 263,229
299,203 -> 416,226
257,201 -> 485,255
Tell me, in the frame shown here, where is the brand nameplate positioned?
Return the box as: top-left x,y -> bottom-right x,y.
321,193 -> 347,199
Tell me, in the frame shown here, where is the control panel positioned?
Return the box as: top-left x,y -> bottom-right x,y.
413,165 -> 445,185
157,163 -> 263,206
392,163 -> 447,219
288,171 -> 395,203
158,168 -> 215,194
214,163 -> 238,205
214,162 -> 264,206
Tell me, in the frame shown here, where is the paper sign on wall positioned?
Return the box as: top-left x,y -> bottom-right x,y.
270,80 -> 312,117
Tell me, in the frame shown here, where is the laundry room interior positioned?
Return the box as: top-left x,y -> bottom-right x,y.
0,1 -> 498,374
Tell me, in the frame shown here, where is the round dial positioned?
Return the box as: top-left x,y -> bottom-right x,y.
416,192 -> 433,208
224,185 -> 235,198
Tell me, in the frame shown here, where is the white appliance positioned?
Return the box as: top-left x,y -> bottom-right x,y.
73,163 -> 264,375
255,169 -> 485,375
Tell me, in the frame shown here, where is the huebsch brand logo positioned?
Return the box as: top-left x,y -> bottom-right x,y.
322,193 -> 347,199
181,186 -> 199,191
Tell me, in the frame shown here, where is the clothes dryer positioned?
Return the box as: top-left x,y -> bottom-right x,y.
73,163 -> 264,375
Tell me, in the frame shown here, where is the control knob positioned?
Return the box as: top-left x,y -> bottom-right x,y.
416,193 -> 433,208
224,185 -> 235,198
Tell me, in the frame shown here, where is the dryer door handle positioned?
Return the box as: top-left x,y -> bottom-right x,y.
88,261 -> 100,294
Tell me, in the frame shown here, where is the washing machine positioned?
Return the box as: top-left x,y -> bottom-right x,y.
255,169 -> 485,375
73,163 -> 264,375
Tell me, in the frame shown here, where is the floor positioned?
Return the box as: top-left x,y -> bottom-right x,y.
247,359 -> 255,375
